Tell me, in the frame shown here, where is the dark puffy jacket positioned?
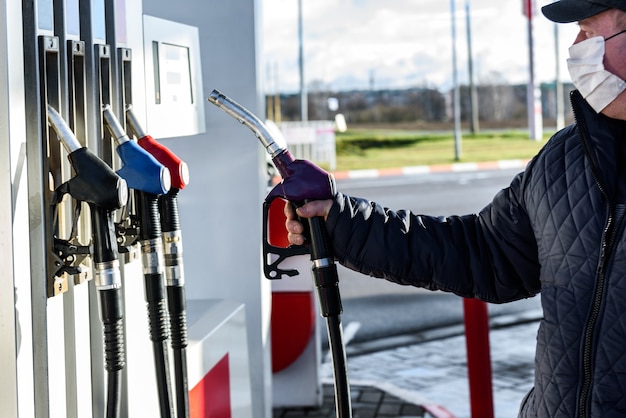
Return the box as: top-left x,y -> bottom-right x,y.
325,90 -> 626,417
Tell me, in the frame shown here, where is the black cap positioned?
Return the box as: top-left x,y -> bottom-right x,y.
541,0 -> 626,23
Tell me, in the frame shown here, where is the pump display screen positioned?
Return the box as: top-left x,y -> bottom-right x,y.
143,15 -> 205,137
153,42 -> 193,106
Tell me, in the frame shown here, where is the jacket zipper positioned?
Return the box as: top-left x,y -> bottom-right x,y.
577,206 -> 621,417
570,91 -> 624,417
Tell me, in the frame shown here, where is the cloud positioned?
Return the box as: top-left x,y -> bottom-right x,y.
262,0 -> 580,93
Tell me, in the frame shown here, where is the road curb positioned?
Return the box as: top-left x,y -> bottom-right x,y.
332,158 -> 531,180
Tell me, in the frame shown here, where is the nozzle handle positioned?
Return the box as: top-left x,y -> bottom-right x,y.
61,148 -> 128,210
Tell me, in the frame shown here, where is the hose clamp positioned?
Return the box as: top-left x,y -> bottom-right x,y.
162,231 -> 185,286
140,238 -> 164,275
162,231 -> 183,255
312,257 -> 333,269
95,260 -> 122,290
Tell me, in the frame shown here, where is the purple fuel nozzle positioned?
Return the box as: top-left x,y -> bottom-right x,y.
265,158 -> 336,203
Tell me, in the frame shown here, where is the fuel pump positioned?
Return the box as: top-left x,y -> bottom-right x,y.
101,105 -> 175,418
47,105 -> 128,418
208,90 -> 352,417
126,106 -> 191,418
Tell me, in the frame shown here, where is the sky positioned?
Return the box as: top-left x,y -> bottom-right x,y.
261,0 -> 581,94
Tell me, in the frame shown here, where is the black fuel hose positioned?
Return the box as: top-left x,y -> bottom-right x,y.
159,189 -> 190,418
136,190 -> 174,418
306,214 -> 351,417
91,204 -> 125,418
47,106 -> 127,418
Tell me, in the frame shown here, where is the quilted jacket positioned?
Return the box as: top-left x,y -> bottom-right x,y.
324,90 -> 626,417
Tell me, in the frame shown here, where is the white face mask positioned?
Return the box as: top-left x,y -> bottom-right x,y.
567,35 -> 626,113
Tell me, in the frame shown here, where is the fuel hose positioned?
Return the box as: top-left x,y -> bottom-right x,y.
103,105 -> 174,418
126,107 -> 191,418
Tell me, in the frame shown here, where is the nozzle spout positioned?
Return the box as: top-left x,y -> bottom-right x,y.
125,105 -> 147,139
47,105 -> 82,153
102,105 -> 130,146
208,89 -> 285,158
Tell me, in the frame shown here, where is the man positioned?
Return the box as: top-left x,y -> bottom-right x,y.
284,1 -> 626,416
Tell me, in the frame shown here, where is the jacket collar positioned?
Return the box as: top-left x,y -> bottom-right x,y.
570,90 -> 626,202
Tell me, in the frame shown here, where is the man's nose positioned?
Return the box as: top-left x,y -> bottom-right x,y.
573,29 -> 587,45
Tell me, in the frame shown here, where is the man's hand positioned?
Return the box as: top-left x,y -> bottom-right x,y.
284,199 -> 333,246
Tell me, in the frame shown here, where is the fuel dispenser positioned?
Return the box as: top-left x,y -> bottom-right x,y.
22,5 -> 104,410
21,1 -> 177,417
22,3 -> 135,416
37,34 -> 143,418
17,1 -> 260,416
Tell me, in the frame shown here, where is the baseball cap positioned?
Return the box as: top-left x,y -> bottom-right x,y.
541,0 -> 626,23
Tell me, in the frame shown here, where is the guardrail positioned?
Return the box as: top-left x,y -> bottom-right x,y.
279,121 -> 336,171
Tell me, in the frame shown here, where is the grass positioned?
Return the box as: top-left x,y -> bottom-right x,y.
332,128 -> 549,171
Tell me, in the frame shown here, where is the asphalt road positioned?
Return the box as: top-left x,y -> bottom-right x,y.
322,167 -> 542,347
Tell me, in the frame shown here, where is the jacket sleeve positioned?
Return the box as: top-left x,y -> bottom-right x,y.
324,171 -> 541,303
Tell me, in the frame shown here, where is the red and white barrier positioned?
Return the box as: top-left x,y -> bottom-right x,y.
186,299 -> 253,418
266,199 -> 322,408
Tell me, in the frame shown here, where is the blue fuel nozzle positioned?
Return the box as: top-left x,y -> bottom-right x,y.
102,105 -> 171,195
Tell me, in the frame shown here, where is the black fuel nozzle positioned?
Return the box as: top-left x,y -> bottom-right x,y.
48,105 -> 128,211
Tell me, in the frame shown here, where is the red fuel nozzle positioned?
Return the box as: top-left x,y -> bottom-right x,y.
126,106 -> 190,190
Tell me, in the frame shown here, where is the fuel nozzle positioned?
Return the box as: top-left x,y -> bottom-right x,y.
125,105 -> 190,190
208,89 -> 350,416
47,105 -> 128,210
207,89 -> 336,203
102,104 -> 171,195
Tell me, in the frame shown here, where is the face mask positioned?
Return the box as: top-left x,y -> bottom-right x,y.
567,35 -> 626,113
